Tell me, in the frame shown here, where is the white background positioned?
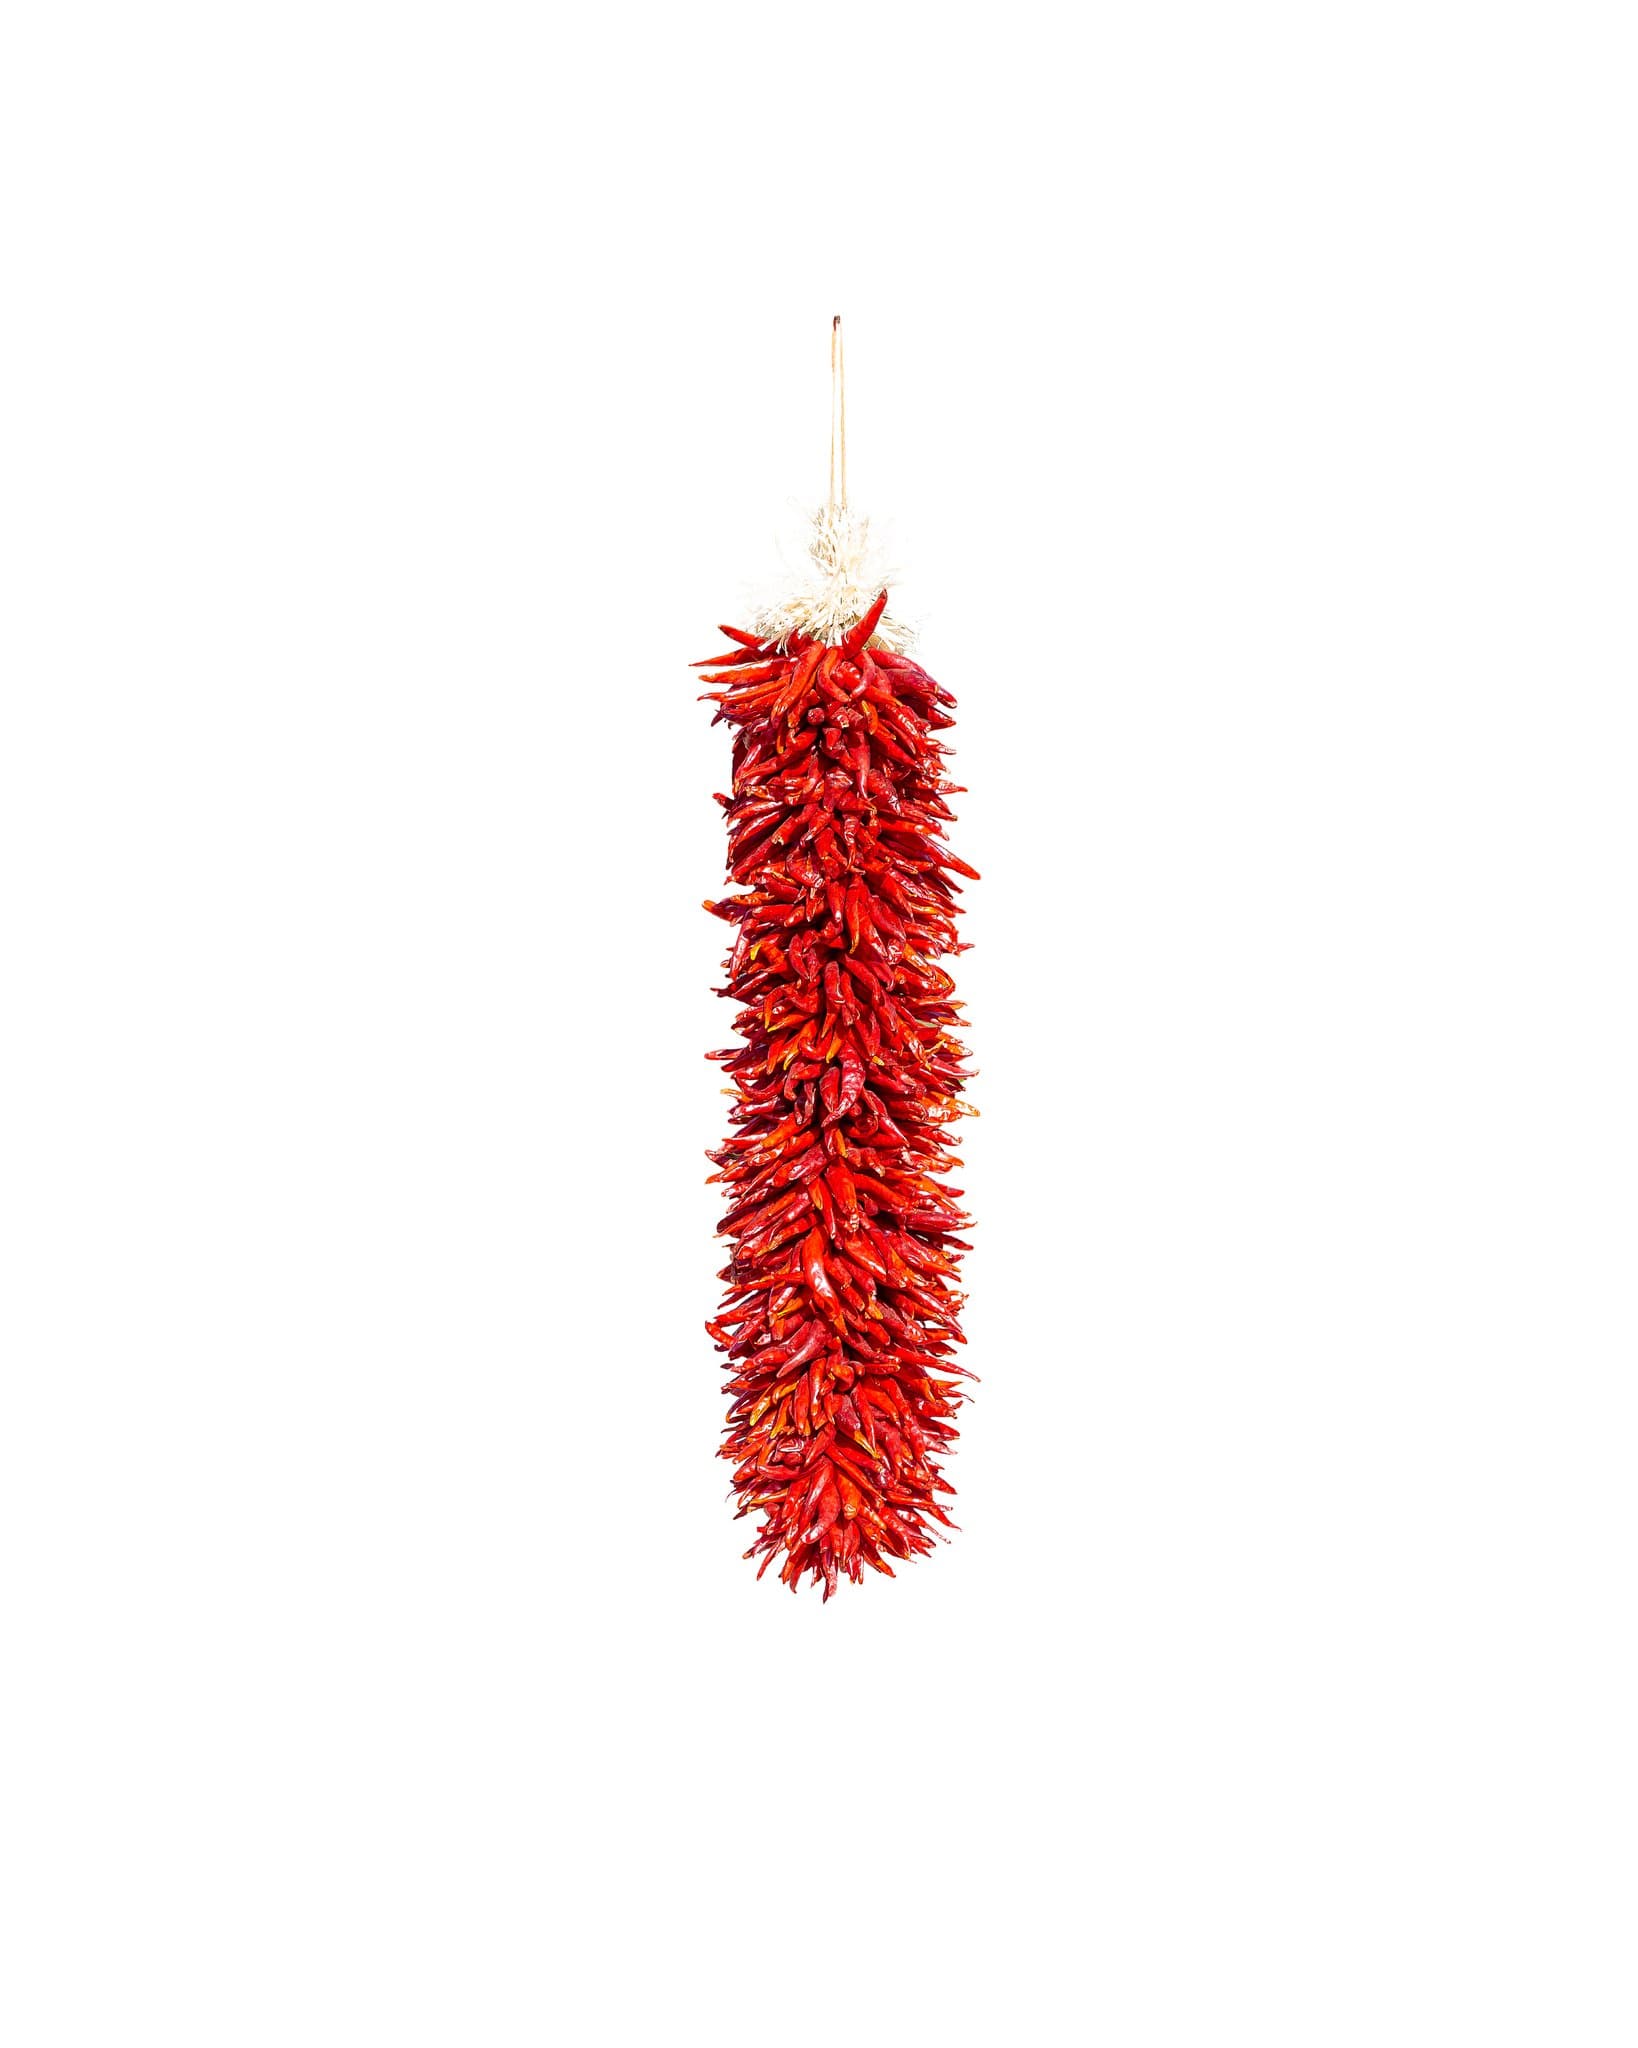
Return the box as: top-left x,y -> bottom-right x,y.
2,4 -> 1634,2042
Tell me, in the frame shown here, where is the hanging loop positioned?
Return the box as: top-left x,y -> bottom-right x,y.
829,316 -> 847,513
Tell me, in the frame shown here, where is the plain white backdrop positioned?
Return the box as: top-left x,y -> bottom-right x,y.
2,3 -> 1634,2042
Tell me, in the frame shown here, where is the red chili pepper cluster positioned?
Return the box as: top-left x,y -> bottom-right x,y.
697,592 -> 978,1597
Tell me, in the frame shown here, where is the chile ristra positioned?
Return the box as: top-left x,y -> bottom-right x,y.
697,586 -> 978,1597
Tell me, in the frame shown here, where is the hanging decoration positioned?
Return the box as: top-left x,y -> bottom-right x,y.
697,320 -> 978,1597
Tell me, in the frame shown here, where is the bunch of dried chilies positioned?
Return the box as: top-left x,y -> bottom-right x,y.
697,323 -> 978,1597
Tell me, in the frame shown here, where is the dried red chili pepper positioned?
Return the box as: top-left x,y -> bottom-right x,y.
695,468 -> 978,1594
